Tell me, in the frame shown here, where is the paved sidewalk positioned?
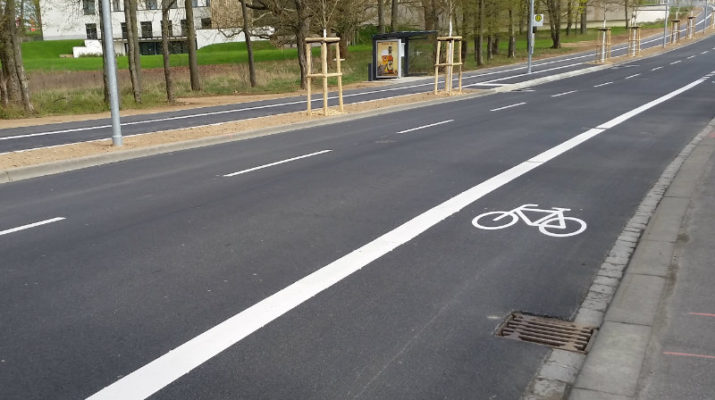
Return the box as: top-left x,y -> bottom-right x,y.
569,123 -> 715,399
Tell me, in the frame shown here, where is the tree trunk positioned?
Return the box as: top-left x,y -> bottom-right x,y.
240,0 -> 256,87
129,0 -> 141,87
124,0 -> 142,102
547,0 -> 561,49
295,0 -> 310,89
161,4 -> 175,103
492,35 -> 499,55
474,0 -> 484,66
0,27 -> 21,103
580,1 -> 587,34
377,0 -> 385,33
7,0 -> 34,112
567,0 -> 573,35
391,0 -> 398,32
97,0 -> 110,105
486,35 -> 493,60
508,8 -> 515,58
185,0 -> 201,91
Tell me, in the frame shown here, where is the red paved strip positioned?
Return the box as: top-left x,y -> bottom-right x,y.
664,352 -> 715,360
688,312 -> 715,317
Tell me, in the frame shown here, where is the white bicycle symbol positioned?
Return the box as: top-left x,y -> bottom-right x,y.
472,204 -> 587,238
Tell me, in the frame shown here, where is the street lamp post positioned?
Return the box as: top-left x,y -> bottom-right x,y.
528,0 -> 534,74
100,0 -> 122,146
663,0 -> 669,48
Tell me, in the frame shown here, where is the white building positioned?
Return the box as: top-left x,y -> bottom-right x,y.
39,0 -> 247,56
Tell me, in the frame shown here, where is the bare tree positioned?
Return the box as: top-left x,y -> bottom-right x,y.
377,0 -> 385,33
240,0 -> 257,87
391,0 -> 398,31
185,0 -> 201,90
3,0 -> 34,112
161,0 -> 176,102
124,0 -> 142,102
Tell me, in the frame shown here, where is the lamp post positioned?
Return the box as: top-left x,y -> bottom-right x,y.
100,0 -> 122,146
528,0 -> 534,74
663,0 -> 669,48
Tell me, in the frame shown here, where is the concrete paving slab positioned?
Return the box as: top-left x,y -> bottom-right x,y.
605,274 -> 665,326
665,144 -> 715,198
569,388 -> 633,400
641,197 -> 690,242
572,321 -> 650,397
626,240 -> 673,277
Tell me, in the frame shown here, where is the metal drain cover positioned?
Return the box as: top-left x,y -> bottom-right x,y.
497,312 -> 596,353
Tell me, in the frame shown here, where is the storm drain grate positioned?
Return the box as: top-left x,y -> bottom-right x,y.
496,312 -> 596,353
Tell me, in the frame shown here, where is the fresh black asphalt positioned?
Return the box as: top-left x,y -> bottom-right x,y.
0,35 -> 714,399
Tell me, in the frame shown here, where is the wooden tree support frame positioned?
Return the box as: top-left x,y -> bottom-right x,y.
596,28 -> 612,63
628,26 -> 641,57
711,12 -> 715,30
670,20 -> 681,44
687,16 -> 696,39
434,36 -> 463,95
305,37 -> 343,116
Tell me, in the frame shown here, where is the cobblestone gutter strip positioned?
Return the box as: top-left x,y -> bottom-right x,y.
522,117 -> 715,400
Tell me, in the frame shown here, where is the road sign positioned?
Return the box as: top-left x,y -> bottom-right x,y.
533,14 -> 544,27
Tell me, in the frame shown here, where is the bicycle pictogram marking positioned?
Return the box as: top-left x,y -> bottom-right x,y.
472,204 -> 587,238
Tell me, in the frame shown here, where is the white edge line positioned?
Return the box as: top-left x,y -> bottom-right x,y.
490,102 -> 526,112
85,74 -> 709,400
397,119 -> 454,134
222,150 -> 332,177
551,90 -> 578,98
0,217 -> 66,236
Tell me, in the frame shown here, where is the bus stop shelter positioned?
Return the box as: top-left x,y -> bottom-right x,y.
370,30 -> 437,80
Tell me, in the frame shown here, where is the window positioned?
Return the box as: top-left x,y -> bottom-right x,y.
86,23 -> 98,39
169,0 -> 177,8
191,0 -> 198,6
180,19 -> 188,36
205,0 -> 209,6
200,18 -> 211,29
141,21 -> 152,38
161,20 -> 173,36
112,0 -> 121,11
145,0 -> 157,10
121,22 -> 127,39
82,0 -> 96,15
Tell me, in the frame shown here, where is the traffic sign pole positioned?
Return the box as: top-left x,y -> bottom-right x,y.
528,0 -> 534,74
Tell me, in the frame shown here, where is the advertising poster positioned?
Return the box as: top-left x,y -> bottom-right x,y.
375,40 -> 400,78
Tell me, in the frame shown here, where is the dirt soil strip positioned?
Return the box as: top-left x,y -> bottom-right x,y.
0,92 -> 468,170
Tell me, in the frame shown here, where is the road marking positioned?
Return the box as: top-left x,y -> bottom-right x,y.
85,74 -> 711,400
688,312 -> 715,318
470,62 -> 585,87
687,55 -> 696,60
594,82 -> 613,88
651,66 -> 664,71
702,51 -> 709,54
551,90 -> 578,98
625,73 -> 641,80
671,60 -> 682,65
0,217 -> 66,237
664,352 -> 715,360
490,102 -> 526,112
223,150 -> 332,177
397,119 -> 454,134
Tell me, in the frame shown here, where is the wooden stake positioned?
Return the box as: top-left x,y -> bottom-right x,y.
336,43 -> 343,112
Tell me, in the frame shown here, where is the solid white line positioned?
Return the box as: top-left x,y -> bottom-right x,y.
594,82 -> 614,88
490,102 -> 526,112
397,119 -> 454,134
0,217 -> 66,236
223,150 -> 332,177
467,62 -> 584,87
85,74 -> 709,400
625,74 -> 641,80
551,90 -> 578,98
671,60 -> 682,65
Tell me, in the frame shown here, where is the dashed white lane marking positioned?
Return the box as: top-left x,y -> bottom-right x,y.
0,217 -> 66,237
85,73 -> 711,400
652,66 -> 664,71
687,55 -> 696,60
397,119 -> 454,134
223,150 -> 332,177
702,51 -> 709,54
625,74 -> 641,80
490,102 -> 526,112
671,60 -> 682,65
594,82 -> 614,88
551,90 -> 578,98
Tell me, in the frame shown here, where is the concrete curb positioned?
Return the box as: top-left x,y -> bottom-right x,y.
523,117 -> 715,400
0,63 -> 613,185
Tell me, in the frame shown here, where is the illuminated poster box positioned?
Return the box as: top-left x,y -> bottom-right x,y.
375,39 -> 401,79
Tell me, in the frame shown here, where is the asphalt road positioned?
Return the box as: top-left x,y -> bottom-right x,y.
0,14 -> 709,154
1,36 -> 714,400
